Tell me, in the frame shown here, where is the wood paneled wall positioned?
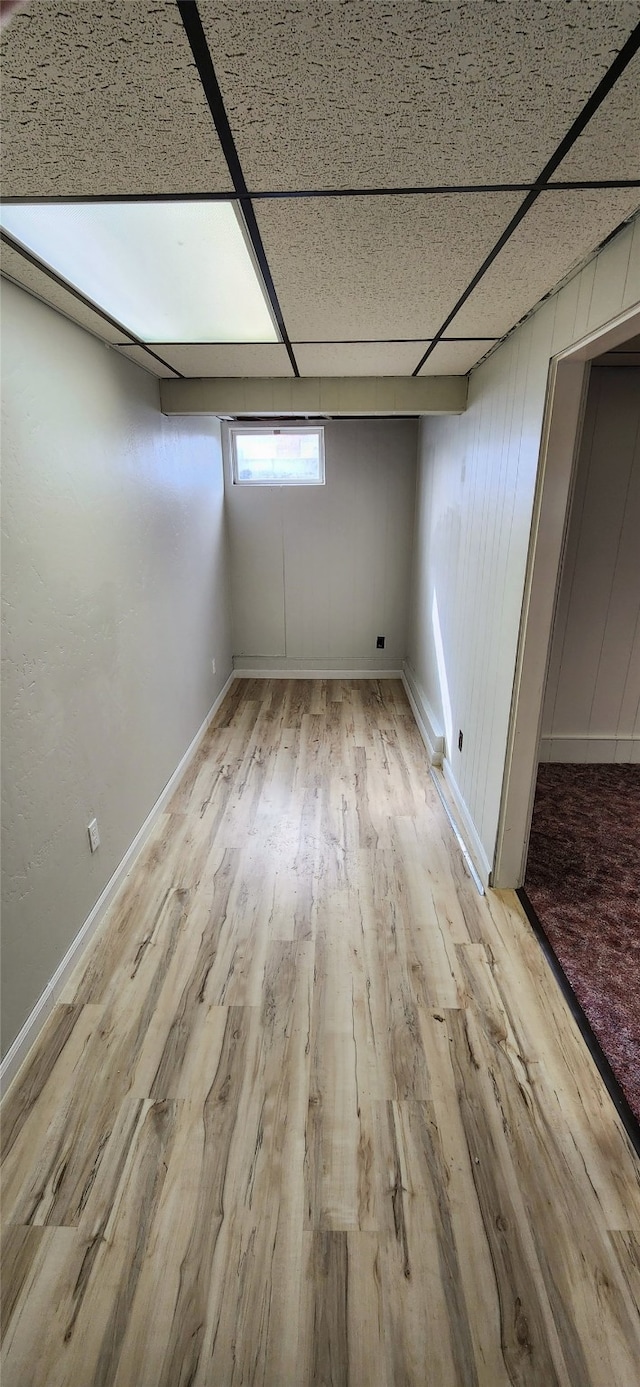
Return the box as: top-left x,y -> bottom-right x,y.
540,365 -> 640,763
408,212 -> 640,878
225,419 -> 417,672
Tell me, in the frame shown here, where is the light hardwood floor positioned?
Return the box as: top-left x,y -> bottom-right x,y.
2,678 -> 639,1386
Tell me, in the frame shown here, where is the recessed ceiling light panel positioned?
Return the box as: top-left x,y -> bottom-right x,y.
0,201 -> 279,344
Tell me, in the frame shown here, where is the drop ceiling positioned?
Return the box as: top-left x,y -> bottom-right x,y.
1,0 -> 639,381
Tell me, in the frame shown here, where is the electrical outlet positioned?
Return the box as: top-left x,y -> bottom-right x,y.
211,658 -> 216,675
88,818 -> 100,853
376,635 -> 385,649
458,729 -> 464,752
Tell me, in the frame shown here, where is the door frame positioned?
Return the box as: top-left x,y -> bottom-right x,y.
492,302 -> 640,889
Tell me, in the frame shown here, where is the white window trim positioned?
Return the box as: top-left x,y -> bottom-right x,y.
229,424 -> 325,486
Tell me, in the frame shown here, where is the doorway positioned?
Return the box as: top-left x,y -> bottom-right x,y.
494,310 -> 640,1134
494,304 -> 640,889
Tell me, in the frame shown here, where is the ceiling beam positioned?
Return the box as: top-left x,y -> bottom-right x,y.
159,375 -> 467,417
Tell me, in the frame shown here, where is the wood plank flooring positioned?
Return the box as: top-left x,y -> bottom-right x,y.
2,678 -> 639,1386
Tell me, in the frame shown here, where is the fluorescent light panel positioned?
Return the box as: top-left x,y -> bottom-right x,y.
0,201 -> 279,343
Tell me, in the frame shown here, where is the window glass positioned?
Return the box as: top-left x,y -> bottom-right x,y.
231,427 -> 325,484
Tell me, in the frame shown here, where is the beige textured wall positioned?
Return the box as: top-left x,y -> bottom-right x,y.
1,280 -> 232,1055
225,418 -> 417,671
541,365 -> 640,763
408,211 -> 640,879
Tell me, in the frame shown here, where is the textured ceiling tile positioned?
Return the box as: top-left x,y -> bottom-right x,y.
154,343 -> 294,376
418,341 -> 498,375
0,2 -> 232,195
113,345 -> 179,378
0,244 -> 134,343
450,189 -> 640,337
294,342 -> 429,376
551,51 -> 640,182
200,1 -> 640,189
255,194 -> 522,340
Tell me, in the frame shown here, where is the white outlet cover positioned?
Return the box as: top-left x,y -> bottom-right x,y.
88,818 -> 100,853
212,659 -> 216,675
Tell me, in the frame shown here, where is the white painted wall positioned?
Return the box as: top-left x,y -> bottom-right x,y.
540,365 -> 640,763
225,419 -> 417,672
1,280 -> 232,1056
408,212 -> 640,881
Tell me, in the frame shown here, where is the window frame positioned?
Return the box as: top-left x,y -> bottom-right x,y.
229,424 -> 326,487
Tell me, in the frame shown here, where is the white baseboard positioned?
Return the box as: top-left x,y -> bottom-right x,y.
428,768 -> 485,896
539,735 -> 640,764
399,665 -> 487,890
0,670 -> 235,1098
234,663 -> 403,679
401,664 -> 444,765
439,760 -> 492,889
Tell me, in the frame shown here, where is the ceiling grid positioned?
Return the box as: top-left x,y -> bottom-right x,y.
1,0 -> 639,380
176,0 -> 300,376
411,14 -> 640,372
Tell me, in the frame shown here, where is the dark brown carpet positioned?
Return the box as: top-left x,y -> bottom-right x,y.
525,764 -> 640,1122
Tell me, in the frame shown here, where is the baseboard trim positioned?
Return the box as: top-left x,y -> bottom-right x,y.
401,664 -> 444,766
429,768 -> 485,896
399,667 -> 487,892
233,667 -> 403,679
0,670 -> 235,1098
539,735 -> 640,764
437,760 -> 492,890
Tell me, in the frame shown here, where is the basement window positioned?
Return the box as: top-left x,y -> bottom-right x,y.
230,426 -> 325,485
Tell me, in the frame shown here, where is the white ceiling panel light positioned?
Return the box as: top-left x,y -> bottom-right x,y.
0,201 -> 279,344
